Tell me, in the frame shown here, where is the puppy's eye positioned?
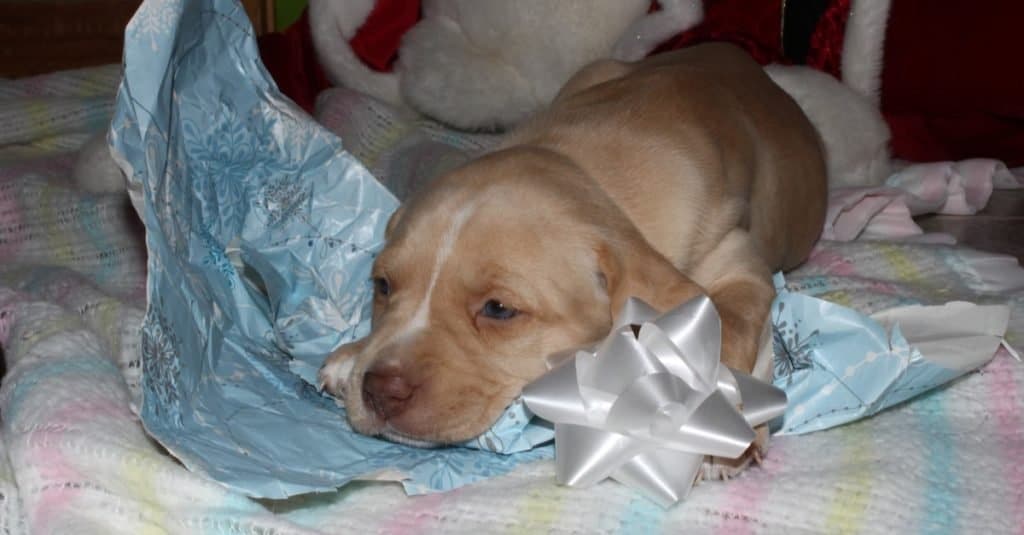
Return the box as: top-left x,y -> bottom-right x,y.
480,299 -> 518,320
373,277 -> 390,297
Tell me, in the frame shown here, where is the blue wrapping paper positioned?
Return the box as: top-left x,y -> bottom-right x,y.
110,0 -> 551,500
771,274 -> 1009,435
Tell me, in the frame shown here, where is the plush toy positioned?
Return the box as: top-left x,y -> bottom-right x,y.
77,0 -> 893,191
76,0 -> 901,193
78,0 -> 1024,192
307,0 -> 704,130
305,0 -> 892,188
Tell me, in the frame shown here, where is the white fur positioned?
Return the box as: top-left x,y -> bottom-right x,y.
319,355 -> 356,394
400,0 -> 653,130
308,0 -> 402,105
841,0 -> 892,105
766,64 -> 891,189
399,201 -> 478,339
395,14 -> 539,131
72,133 -> 126,194
310,0 -> 659,130
612,0 -> 704,62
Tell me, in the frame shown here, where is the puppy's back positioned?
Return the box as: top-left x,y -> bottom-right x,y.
507,43 -> 827,271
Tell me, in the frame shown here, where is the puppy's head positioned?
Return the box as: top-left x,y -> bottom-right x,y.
319,148 -> 701,445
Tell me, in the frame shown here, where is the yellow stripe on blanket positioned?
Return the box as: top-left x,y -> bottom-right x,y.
511,484 -> 566,534
120,457 -> 168,535
26,100 -> 51,139
42,183 -> 75,267
823,422 -> 874,534
879,244 -> 923,284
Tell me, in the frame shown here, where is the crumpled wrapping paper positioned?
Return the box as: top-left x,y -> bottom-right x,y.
771,273 -> 1012,434
110,0 -> 550,500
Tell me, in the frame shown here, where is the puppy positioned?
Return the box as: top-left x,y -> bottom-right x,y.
319,43 -> 827,449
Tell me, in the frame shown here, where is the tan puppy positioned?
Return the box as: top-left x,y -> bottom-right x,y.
319,43 -> 827,448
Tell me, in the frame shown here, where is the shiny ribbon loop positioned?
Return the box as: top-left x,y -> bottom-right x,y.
522,295 -> 788,507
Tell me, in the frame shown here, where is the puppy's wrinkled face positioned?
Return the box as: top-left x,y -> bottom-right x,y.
318,153 -> 618,446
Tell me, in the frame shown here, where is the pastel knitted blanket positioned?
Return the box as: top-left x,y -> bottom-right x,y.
1,65 -> 1023,534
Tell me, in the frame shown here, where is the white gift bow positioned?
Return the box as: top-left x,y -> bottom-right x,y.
522,295 -> 787,507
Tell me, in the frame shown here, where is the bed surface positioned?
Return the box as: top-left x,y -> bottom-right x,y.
1,63 -> 1024,534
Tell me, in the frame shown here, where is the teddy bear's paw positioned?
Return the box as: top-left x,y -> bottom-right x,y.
399,18 -> 538,130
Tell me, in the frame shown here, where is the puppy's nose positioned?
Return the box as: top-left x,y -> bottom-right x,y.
362,364 -> 414,421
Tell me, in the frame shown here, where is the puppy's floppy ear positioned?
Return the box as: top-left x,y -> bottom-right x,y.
596,236 -> 705,323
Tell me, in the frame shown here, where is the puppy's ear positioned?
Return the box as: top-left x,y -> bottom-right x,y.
596,237 -> 704,323
384,205 -> 407,240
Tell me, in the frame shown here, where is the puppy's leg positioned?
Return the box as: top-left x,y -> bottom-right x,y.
688,228 -> 777,480
690,228 -> 775,375
599,225 -> 777,479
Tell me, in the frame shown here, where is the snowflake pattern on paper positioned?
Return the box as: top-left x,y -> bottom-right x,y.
199,231 -> 236,288
127,0 -> 184,51
141,302 -> 183,425
259,178 -> 310,228
772,300 -> 819,384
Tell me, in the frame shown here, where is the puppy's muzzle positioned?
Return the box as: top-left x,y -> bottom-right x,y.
361,362 -> 416,422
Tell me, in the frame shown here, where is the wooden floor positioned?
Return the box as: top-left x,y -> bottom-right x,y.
917,189 -> 1024,263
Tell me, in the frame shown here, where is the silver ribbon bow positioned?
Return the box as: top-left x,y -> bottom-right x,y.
522,295 -> 787,507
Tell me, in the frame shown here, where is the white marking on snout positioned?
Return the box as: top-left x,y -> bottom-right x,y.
398,201 -> 479,339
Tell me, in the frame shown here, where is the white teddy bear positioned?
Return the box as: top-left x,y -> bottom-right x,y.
308,0 -> 704,130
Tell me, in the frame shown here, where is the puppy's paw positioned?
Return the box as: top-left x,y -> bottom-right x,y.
698,424 -> 770,482
318,349 -> 358,399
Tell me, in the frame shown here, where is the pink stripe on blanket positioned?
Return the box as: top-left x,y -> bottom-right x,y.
983,350 -> 1024,534
713,439 -> 791,534
28,432 -> 84,531
379,488 -> 453,534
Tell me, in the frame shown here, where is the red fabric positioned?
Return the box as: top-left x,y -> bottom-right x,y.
257,2 -> 420,112
257,10 -> 331,114
652,0 -> 786,67
655,0 -> 1024,165
349,0 -> 421,72
880,0 -> 1024,165
652,0 -> 849,79
804,0 -> 850,78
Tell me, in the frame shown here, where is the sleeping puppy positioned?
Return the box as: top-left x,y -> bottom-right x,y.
319,43 -> 827,451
